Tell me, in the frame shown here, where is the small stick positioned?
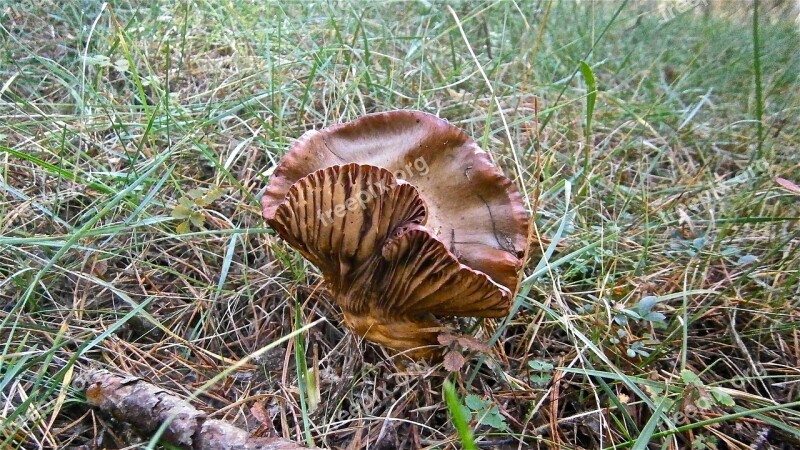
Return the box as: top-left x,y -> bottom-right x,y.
74,369 -> 305,450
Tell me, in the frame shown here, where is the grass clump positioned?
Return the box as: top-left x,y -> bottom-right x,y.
1,1 -> 799,449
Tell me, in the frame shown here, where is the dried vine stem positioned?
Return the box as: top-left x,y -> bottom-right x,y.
74,369 -> 305,450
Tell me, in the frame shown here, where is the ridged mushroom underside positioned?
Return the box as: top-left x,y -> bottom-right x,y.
267,164 -> 511,352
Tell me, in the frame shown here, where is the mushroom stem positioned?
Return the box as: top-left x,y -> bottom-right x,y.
341,310 -> 443,360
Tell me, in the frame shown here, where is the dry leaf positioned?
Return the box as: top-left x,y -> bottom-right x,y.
456,336 -> 491,353
437,333 -> 459,346
774,177 -> 800,195
443,351 -> 465,372
250,401 -> 270,426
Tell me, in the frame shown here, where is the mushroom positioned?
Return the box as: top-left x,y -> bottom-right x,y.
262,111 -> 529,358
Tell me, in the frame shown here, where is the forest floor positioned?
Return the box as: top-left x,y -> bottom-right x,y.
1,1 -> 799,449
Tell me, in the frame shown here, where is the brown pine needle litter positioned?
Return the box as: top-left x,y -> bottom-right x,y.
1,1 -> 799,449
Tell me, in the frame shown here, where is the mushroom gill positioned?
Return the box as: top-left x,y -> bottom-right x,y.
261,111 -> 529,358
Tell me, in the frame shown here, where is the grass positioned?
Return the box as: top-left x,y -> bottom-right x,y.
2,1 -> 799,449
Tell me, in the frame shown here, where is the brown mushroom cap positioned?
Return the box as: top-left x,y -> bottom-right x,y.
262,110 -> 529,294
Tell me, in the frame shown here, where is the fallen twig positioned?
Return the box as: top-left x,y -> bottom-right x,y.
74,369 -> 306,450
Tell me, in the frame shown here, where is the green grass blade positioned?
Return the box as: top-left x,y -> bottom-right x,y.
443,379 -> 477,450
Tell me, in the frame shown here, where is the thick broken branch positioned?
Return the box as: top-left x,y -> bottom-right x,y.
74,369 -> 306,450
